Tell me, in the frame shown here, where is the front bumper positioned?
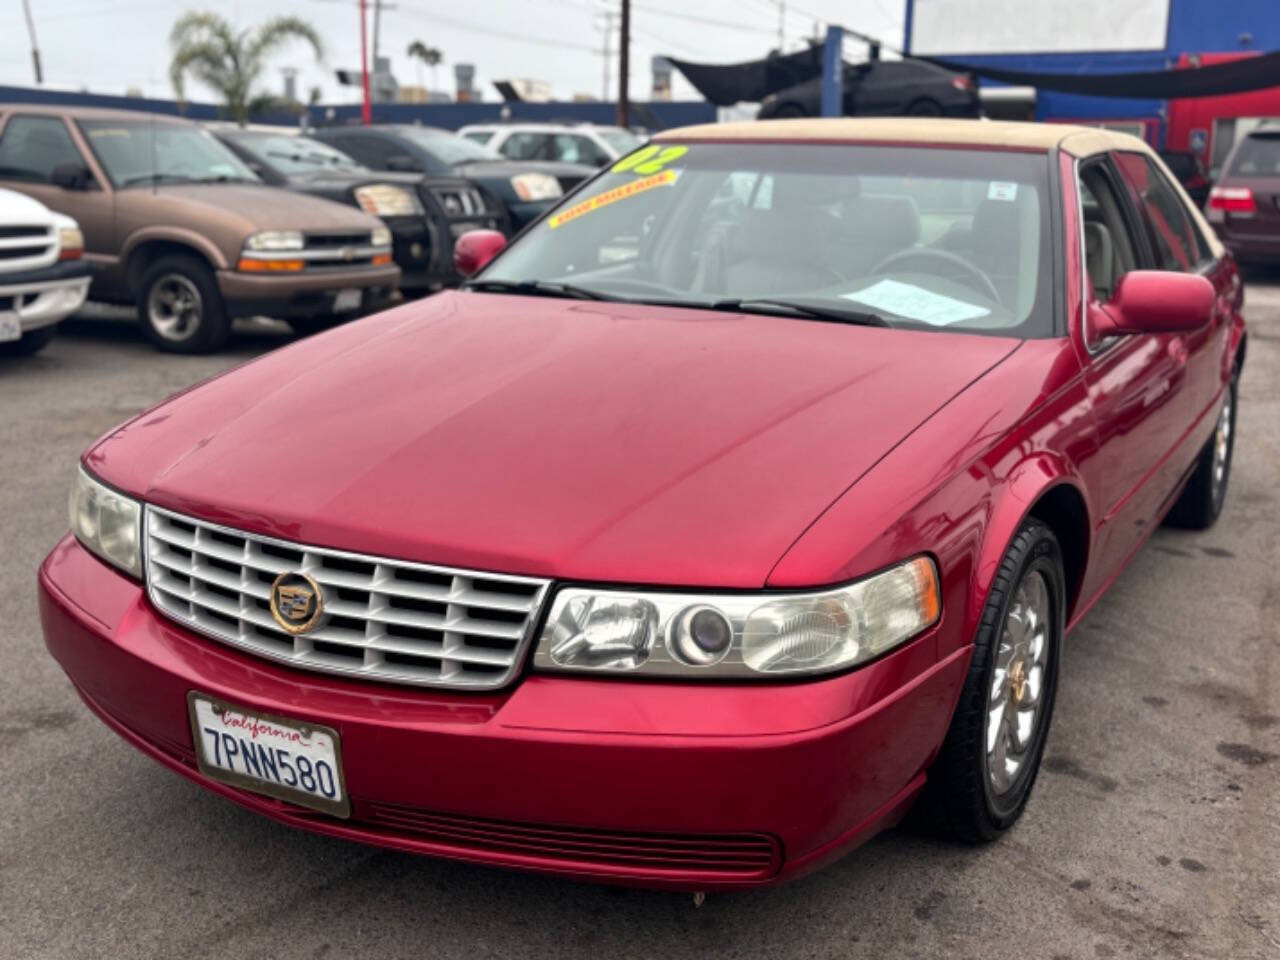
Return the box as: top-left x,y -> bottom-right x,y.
216,264 -> 401,319
0,259 -> 93,331
39,535 -> 965,890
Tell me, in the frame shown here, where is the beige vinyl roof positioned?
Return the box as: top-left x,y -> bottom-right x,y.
655,117 -> 1148,158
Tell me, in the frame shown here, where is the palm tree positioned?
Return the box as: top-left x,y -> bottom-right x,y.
169,12 -> 325,123
406,40 -> 443,92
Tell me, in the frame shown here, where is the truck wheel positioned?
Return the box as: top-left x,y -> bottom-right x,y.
0,323 -> 58,356
1165,371 -> 1238,530
137,255 -> 229,354
914,519 -> 1064,842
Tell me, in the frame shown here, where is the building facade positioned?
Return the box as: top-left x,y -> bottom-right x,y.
903,0 -> 1280,173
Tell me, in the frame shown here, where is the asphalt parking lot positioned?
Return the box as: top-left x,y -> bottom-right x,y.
2,294 -> 1277,960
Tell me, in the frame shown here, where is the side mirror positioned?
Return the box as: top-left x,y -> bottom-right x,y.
1093,270 -> 1214,336
386,154 -> 420,172
51,162 -> 93,190
453,229 -> 506,277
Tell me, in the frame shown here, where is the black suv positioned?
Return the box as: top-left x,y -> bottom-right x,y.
311,125 -> 594,231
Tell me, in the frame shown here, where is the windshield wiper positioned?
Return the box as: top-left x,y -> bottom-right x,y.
707,297 -> 891,327
120,172 -> 196,186
461,279 -> 622,302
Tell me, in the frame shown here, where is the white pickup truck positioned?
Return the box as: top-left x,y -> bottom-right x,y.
0,187 -> 91,356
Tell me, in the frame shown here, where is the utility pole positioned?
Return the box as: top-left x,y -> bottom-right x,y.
372,0 -> 382,62
21,0 -> 43,85
617,0 -> 630,127
777,1 -> 785,52
598,10 -> 617,102
358,0 -> 372,123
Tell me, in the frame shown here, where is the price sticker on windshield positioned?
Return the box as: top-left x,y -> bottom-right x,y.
611,143 -> 688,175
548,168 -> 678,229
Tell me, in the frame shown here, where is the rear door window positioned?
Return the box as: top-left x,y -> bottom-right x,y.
0,115 -> 85,183
1228,133 -> 1280,176
1113,152 -> 1210,272
500,132 -> 549,160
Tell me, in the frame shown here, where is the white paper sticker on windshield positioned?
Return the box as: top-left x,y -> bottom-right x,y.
841,279 -> 990,327
988,181 -> 1018,201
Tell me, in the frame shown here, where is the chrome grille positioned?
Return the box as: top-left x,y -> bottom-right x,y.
144,507 -> 550,689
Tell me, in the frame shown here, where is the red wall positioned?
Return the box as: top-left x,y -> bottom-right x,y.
1167,52 -> 1280,162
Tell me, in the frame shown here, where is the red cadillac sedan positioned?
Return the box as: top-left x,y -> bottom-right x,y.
41,119 -> 1246,891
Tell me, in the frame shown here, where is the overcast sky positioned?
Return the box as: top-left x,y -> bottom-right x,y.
0,0 -> 905,106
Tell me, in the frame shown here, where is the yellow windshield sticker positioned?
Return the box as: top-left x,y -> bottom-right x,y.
547,169 -> 677,229
611,144 -> 688,175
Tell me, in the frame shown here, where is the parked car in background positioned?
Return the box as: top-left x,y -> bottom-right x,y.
0,106 -> 399,352
213,127 -> 506,294
1206,122 -> 1280,263
1159,149 -> 1211,208
311,125 -> 594,230
0,187 -> 91,355
41,119 -> 1244,890
758,58 -> 979,119
458,123 -> 643,167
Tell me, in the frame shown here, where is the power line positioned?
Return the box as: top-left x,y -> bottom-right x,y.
630,3 -> 776,35
395,4 -> 603,54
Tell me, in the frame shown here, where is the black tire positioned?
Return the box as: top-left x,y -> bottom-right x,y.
136,255 -> 229,354
767,103 -> 807,119
1165,372 -> 1238,530
915,518 -> 1064,842
286,315 -> 350,337
0,323 -> 57,356
905,98 -> 943,117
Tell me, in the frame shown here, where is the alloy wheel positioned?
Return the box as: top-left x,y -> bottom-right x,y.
985,570 -> 1052,798
147,274 -> 204,342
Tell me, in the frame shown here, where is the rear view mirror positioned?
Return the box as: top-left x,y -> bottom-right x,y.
453,229 -> 506,277
1093,270 -> 1214,336
51,162 -> 93,190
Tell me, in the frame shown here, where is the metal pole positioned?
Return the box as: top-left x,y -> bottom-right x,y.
21,0 -> 43,85
600,11 -> 615,102
777,1 -> 785,52
372,0 -> 382,62
359,0 -> 372,123
820,25 -> 842,117
617,0 -> 630,127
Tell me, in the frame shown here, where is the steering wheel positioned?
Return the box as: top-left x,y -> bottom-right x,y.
870,248 -> 1002,305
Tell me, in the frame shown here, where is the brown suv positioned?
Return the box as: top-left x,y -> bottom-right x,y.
0,106 -> 400,352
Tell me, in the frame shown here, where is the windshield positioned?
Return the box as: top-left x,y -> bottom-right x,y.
480,142 -> 1055,336
228,133 -> 367,173
79,120 -> 259,187
597,128 -> 642,154
1229,133 -> 1280,176
395,127 -> 501,166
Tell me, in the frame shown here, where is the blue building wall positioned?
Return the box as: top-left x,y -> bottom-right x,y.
0,85 -> 715,131
902,0 -> 1280,132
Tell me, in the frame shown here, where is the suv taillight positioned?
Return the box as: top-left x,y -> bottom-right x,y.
1209,186 -> 1256,214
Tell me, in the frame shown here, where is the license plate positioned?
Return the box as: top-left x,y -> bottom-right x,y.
187,693 -> 349,818
333,288 -> 362,312
0,311 -> 20,343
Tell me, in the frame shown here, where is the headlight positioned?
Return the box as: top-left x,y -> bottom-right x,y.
532,557 -> 940,679
57,226 -> 83,261
69,466 -> 142,577
354,183 -> 423,217
510,173 -> 562,202
244,230 -> 304,252
370,225 -> 392,248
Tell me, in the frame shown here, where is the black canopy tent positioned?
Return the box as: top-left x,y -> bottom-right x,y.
664,48 -> 1280,107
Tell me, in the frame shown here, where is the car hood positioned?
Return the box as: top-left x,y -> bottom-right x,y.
146,183 -> 383,232
284,168 -> 425,191
89,292 -> 1019,588
452,159 -> 596,181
